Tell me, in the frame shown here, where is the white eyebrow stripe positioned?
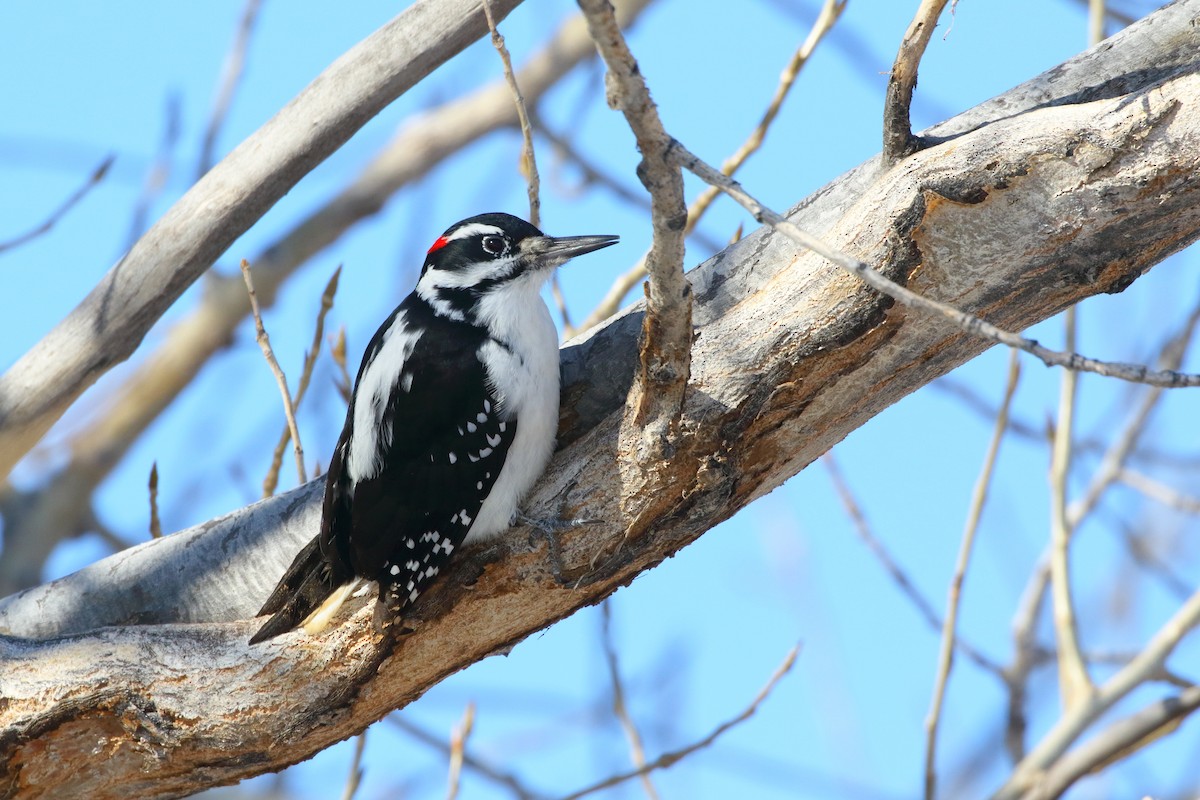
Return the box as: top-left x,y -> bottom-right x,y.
444,223 -> 505,242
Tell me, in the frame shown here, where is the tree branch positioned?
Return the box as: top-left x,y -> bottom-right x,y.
3,4 -> 1200,795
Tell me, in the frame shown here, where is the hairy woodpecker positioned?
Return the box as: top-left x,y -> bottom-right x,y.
250,213 -> 617,644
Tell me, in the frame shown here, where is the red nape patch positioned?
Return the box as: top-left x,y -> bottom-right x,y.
427,235 -> 449,254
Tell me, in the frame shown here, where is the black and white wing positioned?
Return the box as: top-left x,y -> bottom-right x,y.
324,298 -> 518,610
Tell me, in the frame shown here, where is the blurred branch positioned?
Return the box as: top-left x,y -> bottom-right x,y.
198,0 -> 264,177
1031,684 -> 1200,799
575,0 -> 845,334
391,715 -> 543,800
0,0 -> 528,483
1119,469 -> 1200,515
998,586 -> 1200,798
1067,298 -> 1200,527
148,462 -> 163,540
882,0 -> 951,164
824,453 -> 1004,677
557,645 -> 799,800
123,93 -> 183,253
341,731 -> 367,800
0,156 -> 113,255
925,351 -> 1020,800
241,259 -> 306,486
446,703 -> 476,800
601,602 -> 659,800
1048,308 -> 1092,710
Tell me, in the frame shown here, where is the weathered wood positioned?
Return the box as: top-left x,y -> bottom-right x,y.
2,3 -> 1199,796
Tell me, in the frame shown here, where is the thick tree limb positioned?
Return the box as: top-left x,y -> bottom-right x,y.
2,3 -> 1200,796
0,0 -> 524,483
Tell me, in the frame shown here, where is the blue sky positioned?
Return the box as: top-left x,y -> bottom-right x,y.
1,1 -> 1197,798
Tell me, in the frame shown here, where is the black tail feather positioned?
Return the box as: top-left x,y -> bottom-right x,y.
250,536 -> 342,644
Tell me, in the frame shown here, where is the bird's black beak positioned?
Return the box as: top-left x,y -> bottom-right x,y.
523,233 -> 619,267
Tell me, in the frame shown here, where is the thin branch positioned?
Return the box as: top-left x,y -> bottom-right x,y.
575,0 -> 846,334
240,259 -> 306,486
262,267 -> 341,498
148,461 -> 163,540
482,0 -> 567,335
1031,685 -> 1200,799
1066,299 -> 1200,528
1088,0 -> 1107,46
124,93 -> 183,252
1048,308 -> 1092,711
823,453 -> 1004,677
1119,469 -> 1200,515
601,602 -> 659,799
925,350 -> 1020,800
446,702 -> 476,800
198,0 -> 264,177
390,715 -> 542,800
666,137 -> 1200,389
997,585 -> 1200,798
882,0 -> 951,165
340,731 -> 367,800
577,0 -> 690,446
556,645 -> 800,800
0,156 -> 113,255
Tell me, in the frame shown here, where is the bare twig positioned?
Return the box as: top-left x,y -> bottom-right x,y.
557,645 -> 800,800
1067,300 -> 1200,527
0,156 -> 113,255
125,93 -> 183,252
578,0 -> 690,444
198,0 -> 264,177
666,137 -> 1200,389
483,0 -> 540,228
390,715 -> 542,800
1088,0 -> 1107,46
482,0 -> 569,334
1032,684 -> 1200,799
148,461 -> 163,540
1119,469 -> 1200,515
824,453 -> 1004,677
996,586 -> 1200,798
575,0 -> 845,334
446,702 -> 476,800
262,267 -> 341,498
1049,308 -> 1092,711
601,602 -> 659,799
925,350 -> 1020,800
240,259 -> 306,486
341,731 -> 367,800
331,326 -> 353,404
882,0 -> 952,165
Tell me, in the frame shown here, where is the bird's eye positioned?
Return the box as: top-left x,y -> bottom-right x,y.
481,235 -> 506,255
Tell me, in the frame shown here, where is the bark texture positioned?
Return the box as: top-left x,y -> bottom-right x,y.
2,3 -> 1199,797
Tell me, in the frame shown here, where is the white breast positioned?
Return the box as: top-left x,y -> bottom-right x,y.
465,272 -> 560,542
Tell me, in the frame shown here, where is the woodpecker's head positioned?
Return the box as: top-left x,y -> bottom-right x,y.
415,213 -> 617,322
